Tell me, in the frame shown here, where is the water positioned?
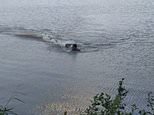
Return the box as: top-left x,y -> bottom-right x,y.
0,0 -> 154,114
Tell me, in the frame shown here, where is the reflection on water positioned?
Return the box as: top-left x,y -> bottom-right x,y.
0,0 -> 154,114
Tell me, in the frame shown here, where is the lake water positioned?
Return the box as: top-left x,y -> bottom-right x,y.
0,0 -> 154,114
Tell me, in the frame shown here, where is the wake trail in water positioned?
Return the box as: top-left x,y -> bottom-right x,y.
0,26 -> 99,52
0,26 -> 121,53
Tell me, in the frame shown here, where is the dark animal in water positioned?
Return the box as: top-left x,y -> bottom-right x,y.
65,44 -> 80,51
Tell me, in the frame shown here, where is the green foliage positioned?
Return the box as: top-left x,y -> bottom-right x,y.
83,78 -> 154,115
0,106 -> 15,115
0,97 -> 24,115
1,79 -> 154,115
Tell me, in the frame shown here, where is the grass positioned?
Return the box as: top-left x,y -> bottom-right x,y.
0,97 -> 24,115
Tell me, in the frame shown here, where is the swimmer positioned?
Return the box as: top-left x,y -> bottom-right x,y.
65,43 -> 80,51
71,44 -> 80,51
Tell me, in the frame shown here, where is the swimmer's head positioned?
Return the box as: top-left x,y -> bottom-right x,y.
65,43 -> 80,51
72,44 -> 80,51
